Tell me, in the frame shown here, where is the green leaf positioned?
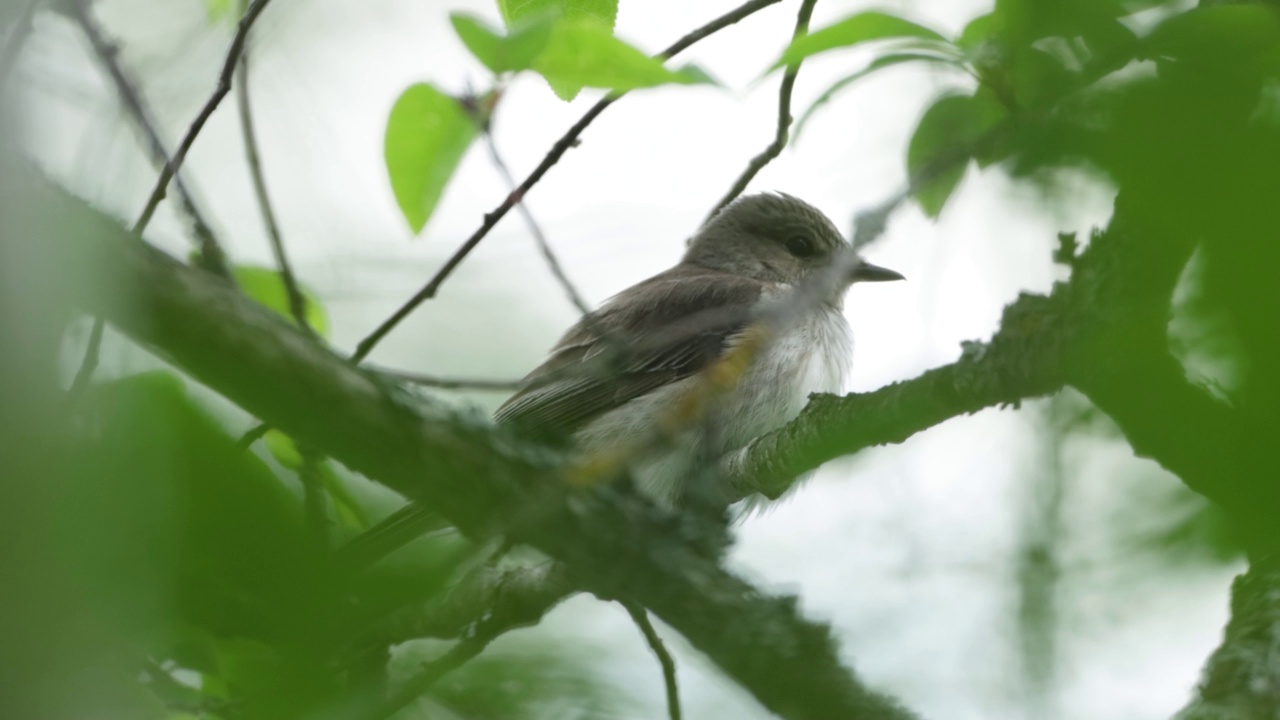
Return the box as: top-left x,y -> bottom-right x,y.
450,12 -> 556,74
204,0 -> 235,24
72,373 -> 308,640
385,83 -> 477,234
532,18 -> 715,99
770,11 -> 949,70
264,429 -> 304,469
497,0 -> 618,31
231,266 -> 329,336
795,52 -> 963,142
491,0 -> 621,100
907,93 -> 1007,218
957,13 -> 996,51
1147,5 -> 1280,71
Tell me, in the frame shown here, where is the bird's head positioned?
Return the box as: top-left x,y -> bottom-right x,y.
684,193 -> 903,293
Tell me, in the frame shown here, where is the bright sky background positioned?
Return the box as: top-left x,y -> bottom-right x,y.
17,0 -> 1241,717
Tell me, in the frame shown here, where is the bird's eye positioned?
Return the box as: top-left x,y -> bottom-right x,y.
785,236 -> 816,258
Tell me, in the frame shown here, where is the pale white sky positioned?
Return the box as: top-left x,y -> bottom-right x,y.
17,1 -> 1238,718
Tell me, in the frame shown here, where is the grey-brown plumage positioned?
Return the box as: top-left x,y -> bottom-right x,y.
494,192 -> 898,443
336,193 -> 903,567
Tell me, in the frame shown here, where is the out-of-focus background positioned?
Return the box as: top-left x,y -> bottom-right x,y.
5,0 -> 1246,718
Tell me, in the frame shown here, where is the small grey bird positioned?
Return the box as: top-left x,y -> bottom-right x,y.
339,193 -> 902,566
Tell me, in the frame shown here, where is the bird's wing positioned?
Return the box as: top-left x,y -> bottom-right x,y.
494,265 -> 765,440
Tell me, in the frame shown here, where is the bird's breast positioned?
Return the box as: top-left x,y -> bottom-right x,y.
718,304 -> 853,452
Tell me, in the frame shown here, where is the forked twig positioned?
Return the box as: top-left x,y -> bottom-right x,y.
351,0 -> 787,362
705,0 -> 819,222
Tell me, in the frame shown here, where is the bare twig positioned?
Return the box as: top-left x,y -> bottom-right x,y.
623,600 -> 682,720
351,0 -> 787,362
66,0 -> 270,398
237,45 -> 312,333
236,421 -> 270,449
0,0 -> 40,88
368,634 -> 494,720
299,444 -> 329,548
705,0 -> 819,222
132,0 -> 274,239
71,0 -> 231,279
482,132 -> 591,316
64,316 -> 105,404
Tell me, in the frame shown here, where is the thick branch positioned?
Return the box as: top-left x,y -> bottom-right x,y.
727,203 -> 1267,539
725,290 -> 1068,501
47,179 -> 916,720
1175,554 -> 1280,719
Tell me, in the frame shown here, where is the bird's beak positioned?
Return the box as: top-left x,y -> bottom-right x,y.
849,261 -> 905,283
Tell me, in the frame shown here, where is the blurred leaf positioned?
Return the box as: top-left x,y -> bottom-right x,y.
1010,47 -> 1074,109
74,373 -> 308,646
1122,481 -> 1246,565
770,11 -> 949,70
795,52 -> 963,142
204,0 -> 234,24
390,641 -> 631,720
907,92 -> 1007,218
533,18 -> 715,100
958,12 -> 996,51
993,0 -> 1137,44
1147,5 -> 1280,73
496,0 -> 618,30
264,428 -> 304,469
231,266 -> 329,336
215,638 -> 283,698
491,0 -> 620,100
450,12 -> 556,74
385,83 -> 477,234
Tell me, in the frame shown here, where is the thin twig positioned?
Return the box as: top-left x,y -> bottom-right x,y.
132,0 -> 274,238
623,601 -> 682,720
66,0 -> 271,398
71,0 -> 232,279
375,367 -> 523,392
236,422 -> 270,449
237,45 -> 312,333
366,634 -> 493,720
299,443 -> 329,548
482,131 -> 591,316
351,0 -> 787,362
0,0 -> 40,88
65,317 -> 105,404
705,0 -> 819,222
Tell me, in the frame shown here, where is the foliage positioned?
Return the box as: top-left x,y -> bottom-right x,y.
14,0 -> 1280,717
384,84 -> 477,235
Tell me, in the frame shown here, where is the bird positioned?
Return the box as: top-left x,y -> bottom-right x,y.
337,193 -> 903,568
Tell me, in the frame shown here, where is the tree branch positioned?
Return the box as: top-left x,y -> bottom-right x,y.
723,290 -> 1068,501
46,177 -> 917,720
724,204 -> 1265,526
373,366 -> 523,392
482,130 -> 591,316
623,601 -> 682,720
351,0 -> 787,362
705,0 -> 818,221
0,0 -> 40,89
131,0 -> 274,253
1175,553 -> 1280,719
71,0 -> 231,279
